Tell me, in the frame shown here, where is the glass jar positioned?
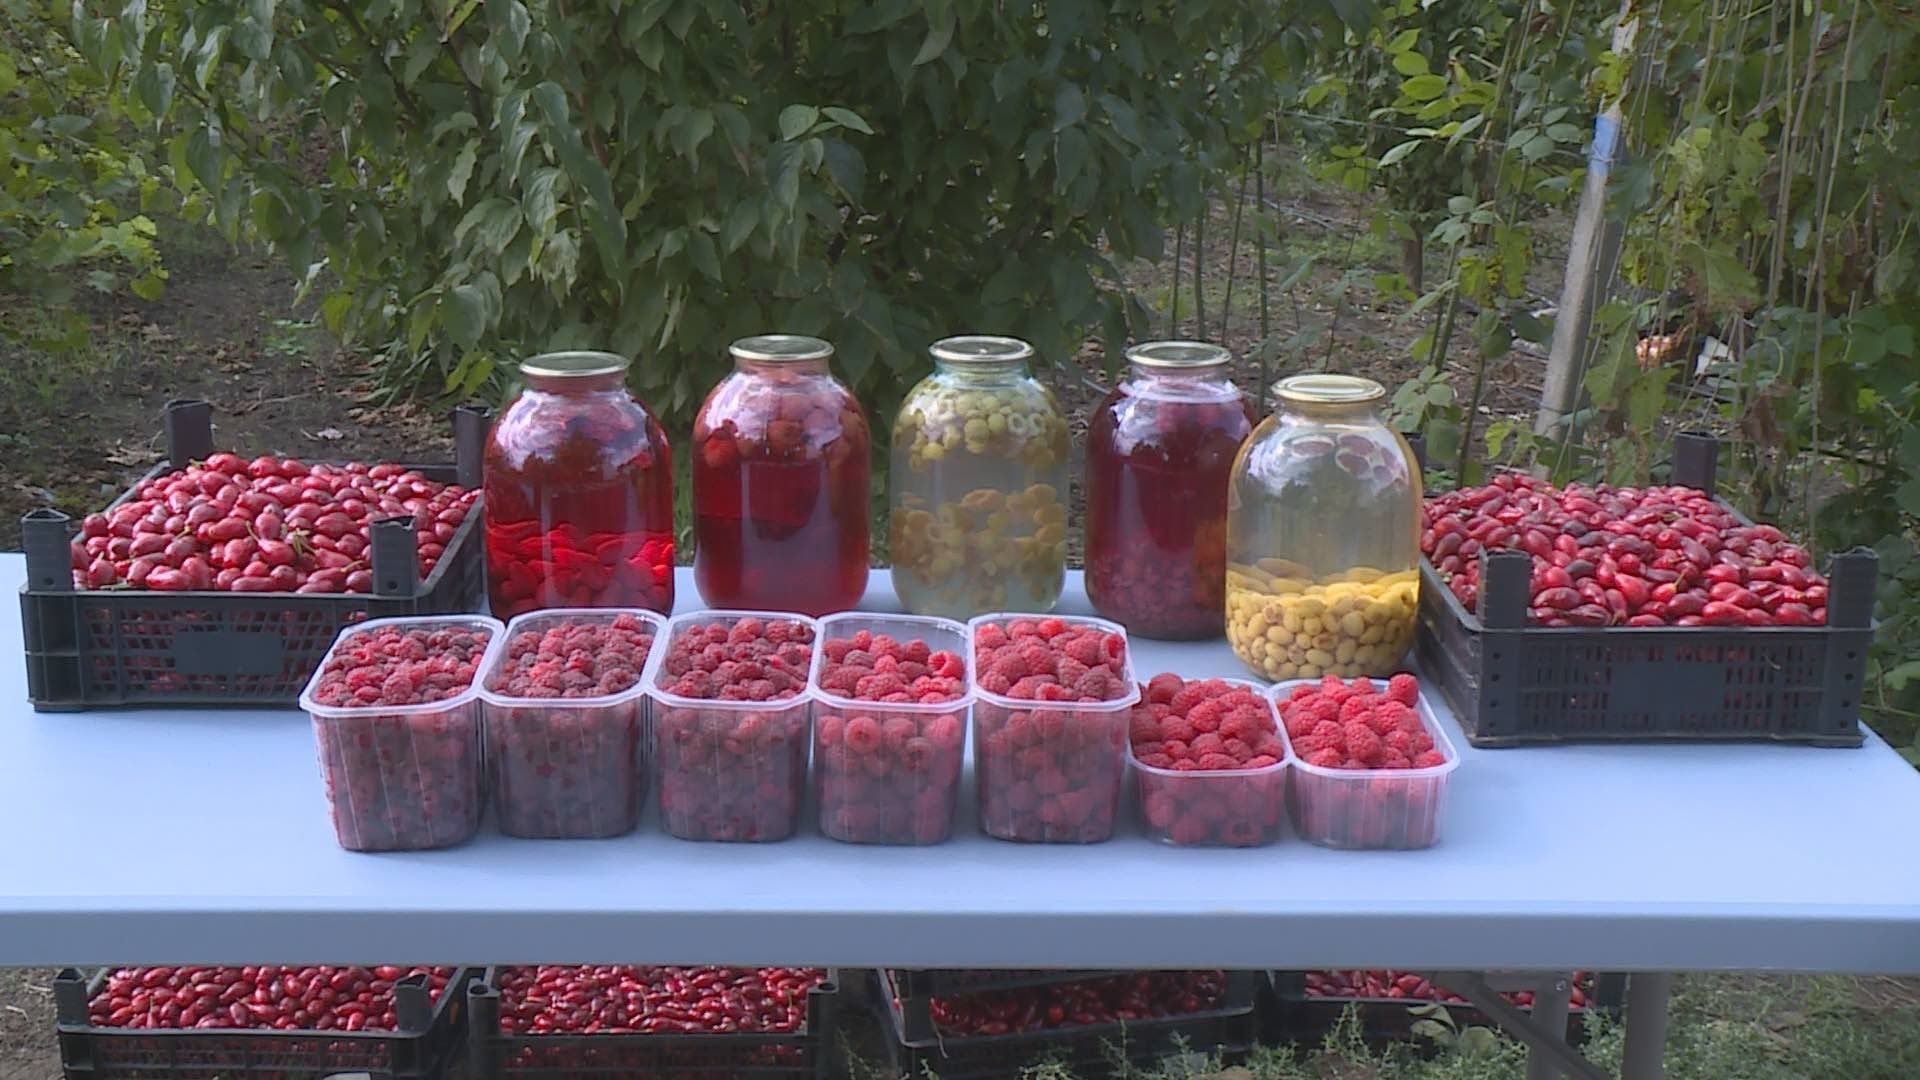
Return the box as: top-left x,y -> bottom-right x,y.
889,335 -> 1070,619
692,335 -> 871,615
1085,341 -> 1253,639
484,351 -> 675,619
1225,374 -> 1422,679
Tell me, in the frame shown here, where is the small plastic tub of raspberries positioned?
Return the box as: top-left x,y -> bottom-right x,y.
809,613 -> 972,845
646,611 -> 819,842
478,609 -> 665,840
1127,674 -> 1292,847
966,613 -> 1139,843
299,614 -> 504,852
1270,673 -> 1461,850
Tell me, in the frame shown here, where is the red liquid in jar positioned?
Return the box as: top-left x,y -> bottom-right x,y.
484,357 -> 675,617
1085,373 -> 1252,639
692,344 -> 869,615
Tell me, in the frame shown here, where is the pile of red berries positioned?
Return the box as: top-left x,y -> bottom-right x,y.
1304,970 -> 1592,1010
308,621 -> 493,851
88,966 -> 454,1032
484,614 -> 658,839
71,454 -> 475,593
1128,675 -> 1289,847
1278,674 -> 1445,771
654,617 -> 816,842
495,965 -> 826,1035
815,629 -> 969,845
1280,675 -> 1452,850
1423,474 -> 1829,627
922,971 -> 1229,1037
973,617 -> 1130,702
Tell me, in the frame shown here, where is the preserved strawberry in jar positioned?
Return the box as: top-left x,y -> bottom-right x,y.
484,352 -> 675,618
1085,341 -> 1253,639
693,335 -> 871,615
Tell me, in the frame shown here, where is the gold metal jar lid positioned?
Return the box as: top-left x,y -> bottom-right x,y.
728,334 -> 835,363
1126,340 -> 1232,370
519,350 -> 630,379
1273,373 -> 1385,404
929,335 -> 1035,363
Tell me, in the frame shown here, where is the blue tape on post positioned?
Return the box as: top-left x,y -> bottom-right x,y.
1588,113 -> 1621,177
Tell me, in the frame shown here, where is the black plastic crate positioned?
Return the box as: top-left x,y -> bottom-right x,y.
20,399 -> 491,711
1415,432 -> 1876,747
892,969 -> 1126,999
464,966 -> 840,1079
1264,972 -> 1625,1047
875,969 -> 1259,1080
54,966 -> 475,1079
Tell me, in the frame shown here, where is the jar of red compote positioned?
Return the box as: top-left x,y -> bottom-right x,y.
1085,341 -> 1254,639
484,352 -> 675,619
692,334 -> 871,615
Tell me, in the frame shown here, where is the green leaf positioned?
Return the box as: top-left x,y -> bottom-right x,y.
523,167 -> 565,231
443,287 -> 490,346
1401,74 -> 1447,102
778,104 -> 819,141
1392,50 -> 1429,76
135,62 -> 176,117
186,125 -> 223,190
1052,83 -> 1086,131
1897,474 -> 1920,519
531,81 -> 626,273
1694,244 -> 1762,306
1387,28 -> 1420,53
1379,140 -> 1421,168
447,142 -> 478,204
824,139 -> 865,203
687,231 -> 721,281
822,107 -> 873,135
914,8 -> 956,66
1055,128 -> 1089,194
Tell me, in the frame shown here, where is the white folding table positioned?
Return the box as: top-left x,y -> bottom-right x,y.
5,557 -> 1919,1079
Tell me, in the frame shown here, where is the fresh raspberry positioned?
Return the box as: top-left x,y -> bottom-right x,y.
1387,673 -> 1420,706
1073,669 -> 1121,701
1379,749 -> 1413,769
1305,747 -> 1344,769
844,716 -> 881,753
1285,714 -> 1319,740
1338,696 -> 1373,723
1344,723 -> 1383,766
1346,677 -> 1377,696
1145,672 -> 1184,705
1412,749 -> 1447,768
1159,715 -> 1197,744
1129,710 -> 1162,744
1189,732 -> 1225,757
1168,682 -> 1210,715
1290,733 -> 1324,757
1162,739 -> 1190,760
1196,752 -> 1240,771
1310,719 -> 1345,751
1246,754 -> 1280,769
1222,737 -> 1254,761
1035,617 -> 1067,639
1187,699 -> 1225,734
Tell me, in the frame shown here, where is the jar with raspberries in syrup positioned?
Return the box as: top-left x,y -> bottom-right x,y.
810,612 -> 972,845
649,611 -> 820,842
889,335 -> 1071,619
692,335 -> 870,616
1086,341 -> 1254,639
484,351 -> 675,618
478,609 -> 663,839
1226,374 -> 1422,680
299,614 -> 503,852
967,613 -> 1138,843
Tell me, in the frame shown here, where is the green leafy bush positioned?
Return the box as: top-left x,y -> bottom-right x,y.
1,0 -> 170,340
93,0 -> 1349,426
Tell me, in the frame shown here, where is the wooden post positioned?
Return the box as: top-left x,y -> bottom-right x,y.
1535,3 -> 1639,437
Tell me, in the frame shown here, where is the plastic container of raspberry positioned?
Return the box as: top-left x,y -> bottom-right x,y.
1269,678 -> 1460,850
644,610 -> 820,843
1128,678 -> 1293,847
477,608 -> 665,840
808,612 -> 973,845
298,614 -> 504,852
965,613 -> 1140,844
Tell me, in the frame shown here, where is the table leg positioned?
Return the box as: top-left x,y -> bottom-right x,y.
1427,972 -> 1607,1080
1525,973 -> 1574,1080
1619,973 -> 1674,1080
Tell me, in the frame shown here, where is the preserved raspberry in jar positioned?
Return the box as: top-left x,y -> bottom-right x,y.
693,335 -> 871,615
484,351 -> 675,618
1085,341 -> 1253,639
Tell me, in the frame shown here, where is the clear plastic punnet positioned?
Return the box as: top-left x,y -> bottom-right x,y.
966,613 -> 1139,843
1128,677 -> 1292,847
298,614 -> 504,852
808,612 -> 972,845
477,608 -> 665,839
645,610 -> 820,842
1269,678 -> 1461,849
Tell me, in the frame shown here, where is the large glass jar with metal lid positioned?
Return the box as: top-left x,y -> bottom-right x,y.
484,351 -> 675,618
888,335 -> 1070,618
692,334 -> 871,616
1225,374 -> 1422,679
1085,341 -> 1254,639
